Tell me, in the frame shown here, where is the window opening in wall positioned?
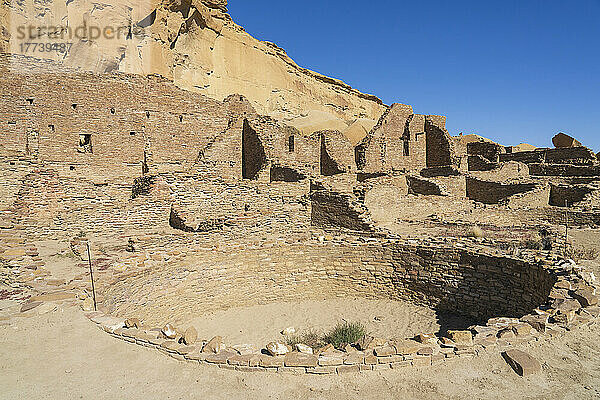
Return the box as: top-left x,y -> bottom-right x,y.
130,131 -> 136,136
179,115 -> 183,123
72,104 -> 78,110
145,111 -> 150,118
8,121 -> 16,125
78,133 -> 92,153
288,135 -> 295,152
70,166 -> 75,171
26,98 -> 34,105
110,108 -> 116,114
48,124 -> 55,132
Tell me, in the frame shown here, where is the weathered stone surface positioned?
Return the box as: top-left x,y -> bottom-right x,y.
183,327 -> 198,345
203,336 -> 226,354
266,341 -> 289,356
497,329 -> 516,340
552,298 -> 582,313
125,318 -> 141,329
259,355 -> 285,368
281,327 -> 296,335
364,354 -> 378,365
502,349 -> 541,376
393,339 -> 422,355
161,323 -> 177,339
205,351 -> 236,365
232,344 -> 258,356
337,365 -> 360,374
318,355 -> 344,366
356,336 -> 387,351
572,288 -> 599,307
20,301 -> 42,313
521,314 -> 549,333
512,323 -> 532,337
417,346 -> 434,356
446,330 -> 473,345
343,351 -> 365,365
284,352 -> 318,368
295,344 -> 313,354
374,344 -> 396,357
414,333 -> 437,345
552,133 -> 582,148
29,292 -> 74,302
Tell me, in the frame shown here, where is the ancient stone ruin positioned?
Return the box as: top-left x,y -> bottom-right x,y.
0,0 -> 598,377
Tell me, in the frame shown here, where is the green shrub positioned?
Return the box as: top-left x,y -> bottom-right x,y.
322,321 -> 366,350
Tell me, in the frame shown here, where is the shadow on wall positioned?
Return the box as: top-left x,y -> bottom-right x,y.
242,119 -> 266,180
433,308 -> 478,334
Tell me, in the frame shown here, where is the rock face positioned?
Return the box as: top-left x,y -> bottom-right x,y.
1,0 -> 385,124
553,133 -> 582,148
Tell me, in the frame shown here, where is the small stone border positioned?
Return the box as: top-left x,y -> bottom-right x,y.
84,259 -> 599,375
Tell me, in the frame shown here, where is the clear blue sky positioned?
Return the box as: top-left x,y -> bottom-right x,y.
228,0 -> 600,151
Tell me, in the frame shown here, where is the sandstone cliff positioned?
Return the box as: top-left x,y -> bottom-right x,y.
1,0 -> 386,125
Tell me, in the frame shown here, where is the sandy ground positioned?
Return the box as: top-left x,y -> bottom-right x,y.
0,303 -> 599,400
0,233 -> 598,399
185,298 -> 470,347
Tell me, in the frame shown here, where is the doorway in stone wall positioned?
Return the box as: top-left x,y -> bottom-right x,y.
241,119 -> 266,179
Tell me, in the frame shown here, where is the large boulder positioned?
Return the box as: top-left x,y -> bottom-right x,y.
553,133 -> 582,148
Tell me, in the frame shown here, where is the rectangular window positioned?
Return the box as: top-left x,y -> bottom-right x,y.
78,134 -> 92,153
288,135 -> 295,152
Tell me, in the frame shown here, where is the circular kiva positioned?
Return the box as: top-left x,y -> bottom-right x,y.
87,239 -> 599,375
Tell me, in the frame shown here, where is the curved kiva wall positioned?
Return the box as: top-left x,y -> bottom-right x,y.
102,240 -> 556,326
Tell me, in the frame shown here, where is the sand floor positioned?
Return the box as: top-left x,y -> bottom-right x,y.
1,302 -> 599,400
184,298 -> 472,347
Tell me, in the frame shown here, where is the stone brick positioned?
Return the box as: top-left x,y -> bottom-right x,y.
502,350 -> 541,377
284,352 -> 318,368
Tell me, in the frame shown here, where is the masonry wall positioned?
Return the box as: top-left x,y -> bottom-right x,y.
466,177 -> 538,205
102,240 -> 556,325
0,55 -> 231,175
356,104 -> 427,174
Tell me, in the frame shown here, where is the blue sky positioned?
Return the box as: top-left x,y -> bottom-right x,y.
228,0 -> 600,151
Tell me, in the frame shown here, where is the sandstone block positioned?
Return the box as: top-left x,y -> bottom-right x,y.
393,339 -> 422,355
295,344 -> 313,354
162,323 -> 177,339
446,330 -> 473,345
364,354 -> 377,365
521,314 -> 549,333
125,318 -> 141,329
502,349 -> 541,376
343,352 -> 365,365
374,344 -> 396,357
552,133 -> 582,148
20,301 -> 42,313
266,341 -> 289,356
414,333 -> 437,345
203,336 -> 225,353
337,365 -> 360,374
573,288 -> 598,307
512,323 -> 532,337
183,327 -> 198,345
284,352 -> 318,368
259,355 -> 284,368
318,355 -> 343,366
232,344 -> 258,355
